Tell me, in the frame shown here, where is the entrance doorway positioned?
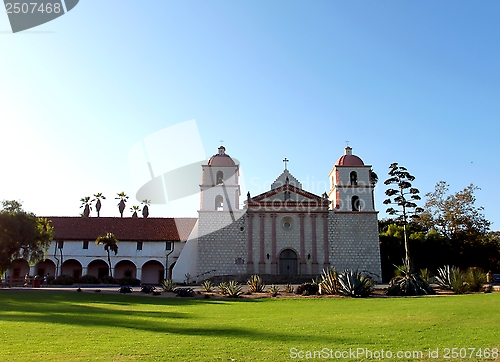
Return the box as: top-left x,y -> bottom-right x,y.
279,249 -> 298,275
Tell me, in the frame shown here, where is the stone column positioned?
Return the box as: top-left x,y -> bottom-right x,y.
82,266 -> 88,277
136,268 -> 142,282
299,214 -> 306,274
259,214 -> 266,274
323,213 -> 330,269
311,214 -> 319,274
271,214 -> 277,274
246,213 -> 254,274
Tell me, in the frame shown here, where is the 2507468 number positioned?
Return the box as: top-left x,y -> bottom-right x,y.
5,2 -> 61,14
443,348 -> 499,359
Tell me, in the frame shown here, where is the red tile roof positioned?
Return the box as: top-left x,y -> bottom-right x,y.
46,217 -> 197,242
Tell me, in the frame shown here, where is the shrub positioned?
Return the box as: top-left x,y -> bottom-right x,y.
173,287 -> 194,297
247,275 -> 265,293
295,283 -> 318,296
201,280 -> 213,292
337,270 -> 374,298
318,268 -> 339,295
225,281 -> 243,298
46,275 -> 56,285
78,275 -> 100,285
52,275 -> 75,285
284,283 -> 294,293
465,268 -> 486,292
435,265 -> 458,290
161,279 -> 176,292
218,282 -> 229,295
141,285 -> 156,293
119,286 -> 132,293
268,284 -> 280,297
99,276 -> 117,285
118,277 -> 141,286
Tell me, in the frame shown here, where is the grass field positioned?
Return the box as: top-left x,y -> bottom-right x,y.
0,290 -> 499,361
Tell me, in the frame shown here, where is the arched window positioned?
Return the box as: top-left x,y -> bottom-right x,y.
215,195 -> 224,211
350,171 -> 358,186
216,171 -> 224,185
351,196 -> 360,211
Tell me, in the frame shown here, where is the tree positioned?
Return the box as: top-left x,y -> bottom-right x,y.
0,200 -> 54,275
379,219 -> 452,280
141,199 -> 150,218
92,193 -> 106,217
383,163 -> 424,272
115,192 -> 128,218
95,232 -> 118,277
80,196 -> 92,217
419,181 -> 490,240
419,181 -> 495,270
130,205 -> 140,218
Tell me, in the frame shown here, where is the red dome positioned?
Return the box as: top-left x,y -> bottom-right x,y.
208,146 -> 236,166
336,155 -> 364,166
335,146 -> 364,166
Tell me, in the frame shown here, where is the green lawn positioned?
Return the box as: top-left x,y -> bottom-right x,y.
0,290 -> 499,361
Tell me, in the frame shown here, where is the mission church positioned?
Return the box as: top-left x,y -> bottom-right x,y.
3,146 -> 382,285
173,145 -> 381,282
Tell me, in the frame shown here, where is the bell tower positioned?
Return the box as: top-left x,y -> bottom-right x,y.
200,146 -> 240,212
328,146 -> 376,212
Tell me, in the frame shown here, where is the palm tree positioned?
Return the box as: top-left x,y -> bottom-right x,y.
115,192 -> 128,218
95,232 -> 119,277
141,199 -> 151,218
80,196 -> 92,217
130,205 -> 140,218
92,193 -> 106,217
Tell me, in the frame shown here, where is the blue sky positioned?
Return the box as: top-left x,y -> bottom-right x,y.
1,1 -> 499,229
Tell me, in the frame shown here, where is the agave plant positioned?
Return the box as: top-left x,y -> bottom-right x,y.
387,266 -> 434,296
225,281 -> 243,298
318,267 -> 339,295
435,265 -> 458,290
161,278 -> 176,292
419,268 -> 432,284
247,274 -> 265,293
218,282 -> 229,295
284,283 -> 294,293
201,280 -> 213,292
337,270 -> 375,298
268,284 -> 280,297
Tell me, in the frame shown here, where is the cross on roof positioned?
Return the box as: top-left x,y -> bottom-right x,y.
345,140 -> 350,147
283,157 -> 289,170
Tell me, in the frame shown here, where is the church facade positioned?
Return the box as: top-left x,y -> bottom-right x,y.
2,145 -> 382,285
173,146 -> 382,283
